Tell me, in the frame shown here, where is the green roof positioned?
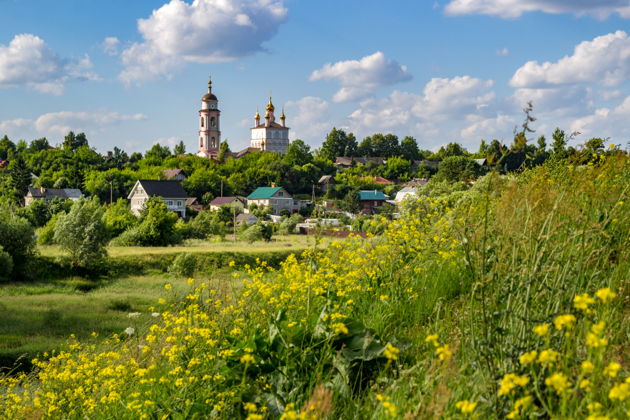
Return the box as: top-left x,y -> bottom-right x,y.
247,187 -> 284,199
359,190 -> 388,201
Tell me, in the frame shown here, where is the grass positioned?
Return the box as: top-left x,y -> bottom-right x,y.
38,235 -> 332,258
0,270 -> 239,372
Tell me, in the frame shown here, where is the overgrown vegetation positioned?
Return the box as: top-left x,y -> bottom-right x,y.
1,153 -> 627,418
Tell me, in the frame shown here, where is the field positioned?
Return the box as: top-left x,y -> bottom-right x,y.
0,235 -> 328,373
1,157 -> 629,419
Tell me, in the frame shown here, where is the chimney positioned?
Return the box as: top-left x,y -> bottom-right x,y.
271,182 -> 276,188
40,187 -> 45,194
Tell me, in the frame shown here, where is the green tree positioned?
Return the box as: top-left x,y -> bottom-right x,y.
114,197 -> 180,246
8,157 -> 31,202
0,135 -> 16,160
380,156 -> 412,181
54,198 -> 108,268
0,207 -> 35,280
319,128 -> 357,160
283,139 -> 312,167
144,144 -> 171,163
104,198 -> 137,238
551,128 -> 567,155
173,141 -> 186,155
400,136 -> 421,161
63,131 -> 89,152
217,140 -> 230,163
434,156 -> 482,182
29,138 -> 50,153
340,188 -> 361,213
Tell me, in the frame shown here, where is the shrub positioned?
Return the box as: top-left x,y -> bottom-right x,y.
240,223 -> 272,243
168,253 -> 197,277
37,212 -> 64,245
112,197 -> 181,246
53,198 -> 108,268
0,206 -> 35,279
0,246 -> 13,282
103,198 -> 136,238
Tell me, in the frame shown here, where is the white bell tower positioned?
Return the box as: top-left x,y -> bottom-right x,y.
197,77 -> 221,158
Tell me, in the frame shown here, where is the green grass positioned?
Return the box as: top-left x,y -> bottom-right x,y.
0,270 -> 238,372
38,235 -> 331,258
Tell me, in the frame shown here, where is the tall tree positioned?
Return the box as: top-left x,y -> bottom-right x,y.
8,157 -> 31,201
400,136 -> 421,161
319,128 -> 357,160
174,140 -> 186,155
0,135 -> 16,160
283,139 -> 312,167
551,128 -> 566,155
217,140 -> 230,163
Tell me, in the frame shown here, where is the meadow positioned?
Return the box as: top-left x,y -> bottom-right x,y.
1,155 -> 628,419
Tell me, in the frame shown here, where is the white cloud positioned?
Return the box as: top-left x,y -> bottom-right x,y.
119,0 -> 288,84
511,31 -> 630,88
284,96 -> 332,144
101,37 -> 120,56
0,111 -> 147,140
346,76 -> 497,147
444,0 -> 630,19
309,51 -> 412,102
460,114 -> 515,140
496,47 -> 509,56
0,34 -> 98,95
570,95 -> 630,141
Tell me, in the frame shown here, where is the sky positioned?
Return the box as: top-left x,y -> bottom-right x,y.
1,0 -> 629,154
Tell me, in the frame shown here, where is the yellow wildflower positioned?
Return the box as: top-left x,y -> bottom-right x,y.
545,372 -> 571,395
425,334 -> 439,347
240,354 -> 255,365
537,349 -> 559,365
603,362 -> 621,378
164,283 -> 172,291
455,400 -> 477,414
609,382 -> 629,401
533,324 -> 550,336
595,288 -> 616,303
383,343 -> 400,361
579,379 -> 591,390
507,395 -> 532,419
436,344 -> 452,360
553,314 -> 576,330
586,332 -> 608,348
332,323 -> 348,335
574,293 -> 595,311
519,350 -> 537,365
498,373 -> 530,396
581,360 -> 595,374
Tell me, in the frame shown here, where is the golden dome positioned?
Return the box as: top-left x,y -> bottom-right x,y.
280,106 -> 286,120
266,96 -> 275,112
254,108 -> 260,119
264,110 -> 270,119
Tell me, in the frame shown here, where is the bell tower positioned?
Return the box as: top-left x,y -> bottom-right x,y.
197,77 -> 221,158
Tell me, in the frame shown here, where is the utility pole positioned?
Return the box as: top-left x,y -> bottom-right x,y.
109,181 -> 113,204
220,180 -> 223,197
233,204 -> 237,242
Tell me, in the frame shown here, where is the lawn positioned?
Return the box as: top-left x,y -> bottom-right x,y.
0,270 -> 239,372
38,234 -> 331,258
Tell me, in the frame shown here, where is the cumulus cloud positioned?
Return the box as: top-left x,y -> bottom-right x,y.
496,47 -> 509,56
460,114 -> 515,140
510,31 -> 630,88
101,37 -> 120,56
0,34 -> 99,95
444,0 -> 630,19
0,111 -> 147,139
570,95 -> 630,141
345,75 -> 497,147
284,96 -> 332,143
119,0 -> 288,84
309,51 -> 412,102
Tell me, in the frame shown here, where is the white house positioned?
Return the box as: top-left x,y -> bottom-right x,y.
128,180 -> 188,218
25,187 -> 83,206
394,186 -> 418,204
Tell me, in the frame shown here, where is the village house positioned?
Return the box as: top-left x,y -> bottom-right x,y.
394,186 -> 418,204
24,187 -> 83,206
208,196 -> 246,211
128,180 -> 188,218
235,213 -> 258,226
246,186 -> 305,215
359,190 -> 388,214
163,169 -> 187,181
318,175 -> 335,194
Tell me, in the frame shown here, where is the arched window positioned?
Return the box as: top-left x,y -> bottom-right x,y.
210,117 -> 216,128
211,137 -> 216,147
201,117 -> 204,127
200,137 -> 203,148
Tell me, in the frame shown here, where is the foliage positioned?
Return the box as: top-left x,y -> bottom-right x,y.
0,246 -> 13,282
168,253 -> 197,277
434,155 -> 483,182
318,128 -> 358,160
53,198 -> 108,268
37,212 -> 64,245
113,197 -> 181,246
0,207 -> 35,280
103,198 -> 137,238
240,222 -> 273,243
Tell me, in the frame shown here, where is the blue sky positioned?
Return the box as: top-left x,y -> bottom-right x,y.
1,0 -> 629,154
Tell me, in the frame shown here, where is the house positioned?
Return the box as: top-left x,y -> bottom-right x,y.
128,180 -> 188,217
359,190 -> 388,214
25,187 -> 83,206
0,160 -> 8,169
209,196 -> 246,211
163,169 -> 187,181
186,197 -> 204,213
373,176 -> 394,185
318,175 -> 335,194
394,186 -> 418,204
235,213 -> 258,226
404,178 -> 429,188
334,156 -> 385,168
246,186 -> 305,215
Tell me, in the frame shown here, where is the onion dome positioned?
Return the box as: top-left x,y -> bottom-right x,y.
266,96 -> 275,112
280,106 -> 286,120
254,108 -> 260,120
264,110 -> 270,119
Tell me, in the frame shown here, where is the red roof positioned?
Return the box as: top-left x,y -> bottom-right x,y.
209,196 -> 245,206
373,176 -> 393,185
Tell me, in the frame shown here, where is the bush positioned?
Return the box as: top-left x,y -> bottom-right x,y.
112,197 -> 181,246
0,246 -> 13,282
104,198 -> 136,238
168,253 -> 197,277
53,198 -> 108,268
0,206 -> 35,279
37,212 -> 64,245
240,223 -> 273,243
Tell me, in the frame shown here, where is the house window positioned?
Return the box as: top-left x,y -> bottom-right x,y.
177,201 -> 182,206
167,200 -> 173,206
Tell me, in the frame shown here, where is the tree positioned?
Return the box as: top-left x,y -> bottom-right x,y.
114,197 -> 180,246
380,156 -> 412,181
340,188 -> 361,213
54,198 -> 108,268
29,138 -> 50,153
434,156 -> 482,182
217,140 -> 230,163
173,141 -> 186,155
8,157 -> 31,202
551,128 -> 567,156
63,131 -> 89,152
0,135 -> 16,160
319,128 -> 357,160
400,136 -> 421,161
283,139 -> 312,166
104,198 -> 136,238
110,147 -> 129,169
145,144 -> 171,163
0,207 -> 35,280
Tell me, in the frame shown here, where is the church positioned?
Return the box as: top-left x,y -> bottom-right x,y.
196,78 -> 290,158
